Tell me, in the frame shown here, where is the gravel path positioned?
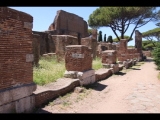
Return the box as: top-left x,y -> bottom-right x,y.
36,58 -> 160,113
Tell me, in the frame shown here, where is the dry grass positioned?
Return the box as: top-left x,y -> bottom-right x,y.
33,56 -> 102,85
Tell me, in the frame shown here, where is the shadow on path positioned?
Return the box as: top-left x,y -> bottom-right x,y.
86,82 -> 108,91
114,72 -> 126,76
129,68 -> 141,70
145,58 -> 154,62
35,109 -> 53,114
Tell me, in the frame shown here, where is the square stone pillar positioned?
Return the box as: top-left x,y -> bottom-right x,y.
65,45 -> 92,72
101,50 -> 117,64
64,45 -> 95,86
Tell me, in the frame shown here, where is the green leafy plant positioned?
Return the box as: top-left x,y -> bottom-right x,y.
152,42 -> 160,70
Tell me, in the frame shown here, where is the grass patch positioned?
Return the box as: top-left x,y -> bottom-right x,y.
92,57 -> 102,70
158,72 -> 160,80
34,56 -> 103,85
33,56 -> 65,86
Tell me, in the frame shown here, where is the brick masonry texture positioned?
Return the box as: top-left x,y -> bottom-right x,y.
48,10 -> 88,38
81,37 -> 97,59
101,50 -> 117,64
65,45 -> 92,72
0,7 -> 33,90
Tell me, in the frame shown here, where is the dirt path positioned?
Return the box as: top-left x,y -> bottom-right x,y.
36,58 -> 160,113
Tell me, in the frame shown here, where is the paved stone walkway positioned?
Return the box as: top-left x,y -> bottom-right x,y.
124,83 -> 160,113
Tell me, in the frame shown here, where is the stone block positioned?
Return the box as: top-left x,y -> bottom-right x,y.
0,83 -> 36,106
110,64 -> 119,74
77,69 -> 95,86
101,50 -> 117,64
64,71 -> 77,79
0,95 -> 35,113
102,64 -> 111,69
81,37 -> 97,59
65,45 -> 92,72
95,68 -> 112,81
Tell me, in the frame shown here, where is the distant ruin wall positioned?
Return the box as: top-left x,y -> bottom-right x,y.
32,31 -> 56,55
48,10 -> 89,38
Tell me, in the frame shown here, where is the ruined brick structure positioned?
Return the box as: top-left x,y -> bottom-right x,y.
117,39 -> 128,61
65,45 -> 92,72
0,7 -> 36,113
48,10 -> 88,38
81,37 -> 97,59
52,35 -> 78,60
127,48 -> 135,60
32,34 -> 40,66
112,44 -> 117,50
32,10 -> 89,56
101,50 -> 117,64
32,31 -> 55,55
97,42 -> 116,58
135,30 -> 143,60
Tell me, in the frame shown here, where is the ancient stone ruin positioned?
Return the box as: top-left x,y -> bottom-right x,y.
0,7 -> 36,113
135,30 -> 143,61
0,7 -> 146,112
48,10 -> 88,38
51,35 -> 78,61
101,50 -> 119,74
117,39 -> 128,62
32,10 -> 89,63
64,45 -> 95,86
65,45 -> 92,72
81,37 -> 97,59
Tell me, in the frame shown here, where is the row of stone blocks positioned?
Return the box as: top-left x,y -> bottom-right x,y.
33,56 -> 138,109
33,65 -> 124,109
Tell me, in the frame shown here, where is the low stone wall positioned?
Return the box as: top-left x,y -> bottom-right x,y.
95,68 -> 112,82
33,59 -> 140,110
34,78 -> 80,108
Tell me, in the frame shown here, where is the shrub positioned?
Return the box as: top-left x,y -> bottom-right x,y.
152,42 -> 160,70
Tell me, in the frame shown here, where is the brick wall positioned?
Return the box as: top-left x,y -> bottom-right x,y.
65,45 -> 92,72
117,39 -> 128,61
48,10 -> 89,38
32,31 -> 56,55
32,34 -> 40,66
0,7 -> 33,90
101,50 -> 117,64
127,48 -> 135,59
81,37 -> 97,59
51,35 -> 78,60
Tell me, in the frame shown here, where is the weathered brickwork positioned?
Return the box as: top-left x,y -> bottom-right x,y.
32,31 -> 55,55
65,45 -> 92,72
48,10 -> 88,38
52,35 -> 78,60
135,30 -> 143,59
0,7 -> 34,90
117,39 -> 128,61
81,37 -> 97,59
32,34 -> 40,67
101,50 -> 117,64
127,48 -> 135,59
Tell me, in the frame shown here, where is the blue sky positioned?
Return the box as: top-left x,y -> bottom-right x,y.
9,7 -> 160,46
